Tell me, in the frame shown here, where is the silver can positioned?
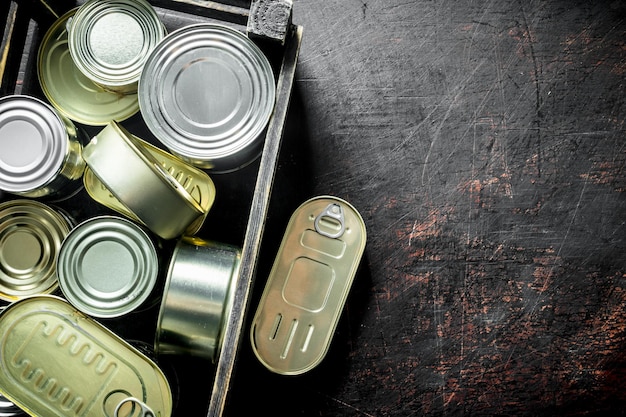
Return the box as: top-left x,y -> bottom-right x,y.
0,95 -> 86,199
155,237 -> 241,362
56,216 -> 159,318
67,0 -> 165,94
138,23 -> 276,172
0,199 -> 72,302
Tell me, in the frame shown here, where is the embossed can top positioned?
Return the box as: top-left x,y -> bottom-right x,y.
138,23 -> 276,172
0,296 -> 172,417
67,0 -> 165,92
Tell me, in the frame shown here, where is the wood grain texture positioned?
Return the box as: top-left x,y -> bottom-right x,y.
226,1 -> 626,416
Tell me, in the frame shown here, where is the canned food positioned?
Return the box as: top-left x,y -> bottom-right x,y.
82,121 -> 206,240
83,129 -> 215,237
0,199 -> 72,302
38,8 -> 140,126
0,296 -> 172,417
250,196 -> 367,375
67,0 -> 166,94
138,23 -> 276,172
57,216 -> 159,318
0,95 -> 86,199
156,237 -> 241,362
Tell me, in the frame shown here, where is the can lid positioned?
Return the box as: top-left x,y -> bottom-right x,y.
0,200 -> 71,301
68,0 -> 164,88
138,23 -> 276,171
38,8 -> 139,126
0,95 -> 68,194
57,216 -> 159,318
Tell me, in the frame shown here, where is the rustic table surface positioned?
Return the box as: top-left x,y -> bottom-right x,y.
226,1 -> 626,416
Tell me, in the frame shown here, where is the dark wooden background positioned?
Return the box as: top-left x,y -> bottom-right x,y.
226,0 -> 626,416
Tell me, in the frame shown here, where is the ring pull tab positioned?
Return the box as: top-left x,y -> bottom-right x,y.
314,203 -> 346,239
114,397 -> 155,417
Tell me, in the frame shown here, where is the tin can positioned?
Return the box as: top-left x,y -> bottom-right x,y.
0,200 -> 72,302
56,215 -> 159,318
0,95 -> 86,199
0,296 -> 173,417
67,0 -> 166,94
82,121 -> 206,240
138,23 -> 276,172
250,196 -> 367,375
38,8 -> 140,126
155,237 -> 241,362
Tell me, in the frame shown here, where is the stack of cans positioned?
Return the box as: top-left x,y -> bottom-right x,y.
0,0 -> 277,414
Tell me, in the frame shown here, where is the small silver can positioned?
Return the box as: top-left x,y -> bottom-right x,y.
56,215 -> 160,318
0,95 -> 86,199
0,199 -> 73,302
67,0 -> 166,94
155,237 -> 241,362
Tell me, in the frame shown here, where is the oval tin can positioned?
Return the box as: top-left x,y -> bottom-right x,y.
0,199 -> 72,302
57,216 -> 159,318
155,237 -> 241,362
82,121 -> 206,240
0,95 -> 86,199
67,0 -> 165,94
138,23 -> 276,172
38,8 -> 140,126
250,196 -> 367,375
0,295 -> 172,417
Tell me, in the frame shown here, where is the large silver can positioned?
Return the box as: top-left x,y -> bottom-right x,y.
0,95 -> 86,199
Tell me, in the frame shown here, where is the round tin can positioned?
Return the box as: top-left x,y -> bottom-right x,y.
67,0 -> 165,94
0,199 -> 72,302
0,95 -> 86,199
57,216 -> 159,318
138,23 -> 276,172
38,8 -> 140,126
155,237 -> 241,362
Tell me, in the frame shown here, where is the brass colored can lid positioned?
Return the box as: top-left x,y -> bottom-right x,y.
68,0 -> 165,92
57,216 -> 159,318
38,8 -> 140,126
0,200 -> 72,301
0,95 -> 69,195
138,23 -> 276,172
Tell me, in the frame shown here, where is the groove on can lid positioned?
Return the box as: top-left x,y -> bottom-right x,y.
0,200 -> 72,302
68,0 -> 165,93
139,23 -> 276,172
57,216 -> 159,318
38,8 -> 140,126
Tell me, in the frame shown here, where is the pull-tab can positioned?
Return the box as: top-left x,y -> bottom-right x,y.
67,0 -> 166,94
0,95 -> 86,199
0,199 -> 73,302
250,196 -> 367,375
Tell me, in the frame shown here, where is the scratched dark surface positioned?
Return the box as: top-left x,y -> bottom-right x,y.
224,1 -> 626,416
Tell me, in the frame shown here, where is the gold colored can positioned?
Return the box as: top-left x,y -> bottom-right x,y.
0,199 -> 72,302
82,121 -> 208,240
0,95 -> 86,199
67,0 -> 166,94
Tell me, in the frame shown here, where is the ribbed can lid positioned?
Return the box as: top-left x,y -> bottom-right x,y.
68,0 -> 164,89
0,200 -> 71,301
57,216 -> 159,318
0,95 -> 68,194
138,23 -> 276,172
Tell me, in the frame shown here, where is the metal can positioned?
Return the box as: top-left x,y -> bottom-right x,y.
155,237 -> 241,362
250,196 -> 367,375
56,215 -> 159,318
0,199 -> 72,302
138,23 -> 276,172
0,296 -> 173,417
0,95 -> 86,199
38,8 -> 140,126
67,0 -> 166,94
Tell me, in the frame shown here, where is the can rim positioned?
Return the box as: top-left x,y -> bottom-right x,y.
138,23 -> 276,171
